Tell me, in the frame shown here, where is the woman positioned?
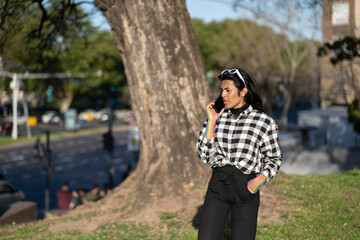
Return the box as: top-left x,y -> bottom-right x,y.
197,68 -> 282,240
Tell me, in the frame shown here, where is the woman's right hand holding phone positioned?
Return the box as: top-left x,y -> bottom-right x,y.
205,102 -> 224,139
207,102 -> 224,120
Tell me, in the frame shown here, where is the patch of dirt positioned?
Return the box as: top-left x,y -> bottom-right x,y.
48,210 -> 123,233
258,181 -> 288,224
46,176 -> 288,234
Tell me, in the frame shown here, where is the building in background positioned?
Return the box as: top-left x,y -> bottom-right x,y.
320,0 -> 360,108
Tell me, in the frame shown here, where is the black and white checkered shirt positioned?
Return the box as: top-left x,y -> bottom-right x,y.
197,104 -> 282,182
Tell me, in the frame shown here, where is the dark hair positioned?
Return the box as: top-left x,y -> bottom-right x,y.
218,68 -> 266,113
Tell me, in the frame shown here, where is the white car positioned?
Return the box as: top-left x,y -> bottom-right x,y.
95,108 -> 111,122
41,111 -> 64,125
0,180 -> 26,209
6,114 -> 27,125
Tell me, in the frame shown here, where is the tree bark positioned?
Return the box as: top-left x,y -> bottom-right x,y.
94,0 -> 211,205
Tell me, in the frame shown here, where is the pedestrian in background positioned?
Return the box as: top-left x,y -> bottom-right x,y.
33,138 -> 45,161
196,68 -> 282,239
78,188 -> 86,201
56,182 -> 72,210
69,189 -> 83,209
84,184 -> 101,203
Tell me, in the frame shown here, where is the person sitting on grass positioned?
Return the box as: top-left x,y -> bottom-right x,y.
84,184 -> 101,203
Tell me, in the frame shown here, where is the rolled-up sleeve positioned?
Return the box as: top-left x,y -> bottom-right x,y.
196,121 -> 217,165
259,121 -> 282,182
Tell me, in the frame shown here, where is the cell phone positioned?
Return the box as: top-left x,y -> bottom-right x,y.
213,94 -> 224,113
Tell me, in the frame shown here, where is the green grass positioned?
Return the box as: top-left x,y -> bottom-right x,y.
0,169 -> 359,239
257,169 -> 360,240
0,224 -> 50,240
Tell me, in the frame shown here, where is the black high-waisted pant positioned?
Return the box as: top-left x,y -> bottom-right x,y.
198,165 -> 260,240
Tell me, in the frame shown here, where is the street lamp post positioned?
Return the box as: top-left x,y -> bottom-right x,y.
10,74 -> 19,140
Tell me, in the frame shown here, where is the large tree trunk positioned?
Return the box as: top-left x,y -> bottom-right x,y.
94,0 -> 211,206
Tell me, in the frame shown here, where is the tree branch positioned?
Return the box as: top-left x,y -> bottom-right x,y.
34,0 -> 49,37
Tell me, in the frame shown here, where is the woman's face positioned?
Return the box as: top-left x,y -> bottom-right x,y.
220,80 -> 247,109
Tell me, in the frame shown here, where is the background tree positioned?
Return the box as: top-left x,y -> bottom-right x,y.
56,29 -> 127,112
192,19 -> 282,116
192,18 -> 318,120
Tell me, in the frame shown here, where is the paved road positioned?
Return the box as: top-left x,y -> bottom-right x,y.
0,128 -> 138,218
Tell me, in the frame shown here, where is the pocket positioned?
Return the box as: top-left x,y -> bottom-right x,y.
234,175 -> 257,202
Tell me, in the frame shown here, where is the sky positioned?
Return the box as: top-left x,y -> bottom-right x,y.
186,0 -> 249,22
88,0 -> 321,41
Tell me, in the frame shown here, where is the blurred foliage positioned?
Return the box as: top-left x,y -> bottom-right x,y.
192,19 -> 280,73
0,0 -> 127,110
318,37 -> 360,65
192,18 -> 317,110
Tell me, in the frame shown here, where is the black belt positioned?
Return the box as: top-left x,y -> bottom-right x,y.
213,165 -> 246,184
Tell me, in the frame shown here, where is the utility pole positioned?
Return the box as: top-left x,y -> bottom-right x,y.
102,130 -> 114,189
0,57 -> 3,75
108,131 -> 114,189
10,74 -> 19,140
45,131 -> 51,212
22,81 -> 32,138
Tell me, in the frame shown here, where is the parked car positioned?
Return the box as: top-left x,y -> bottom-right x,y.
6,114 -> 27,125
95,108 -> 111,122
41,111 -> 64,126
114,109 -> 131,123
0,180 -> 26,209
78,109 -> 96,122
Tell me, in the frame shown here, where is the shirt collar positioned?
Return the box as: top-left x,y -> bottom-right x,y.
225,104 -> 253,119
